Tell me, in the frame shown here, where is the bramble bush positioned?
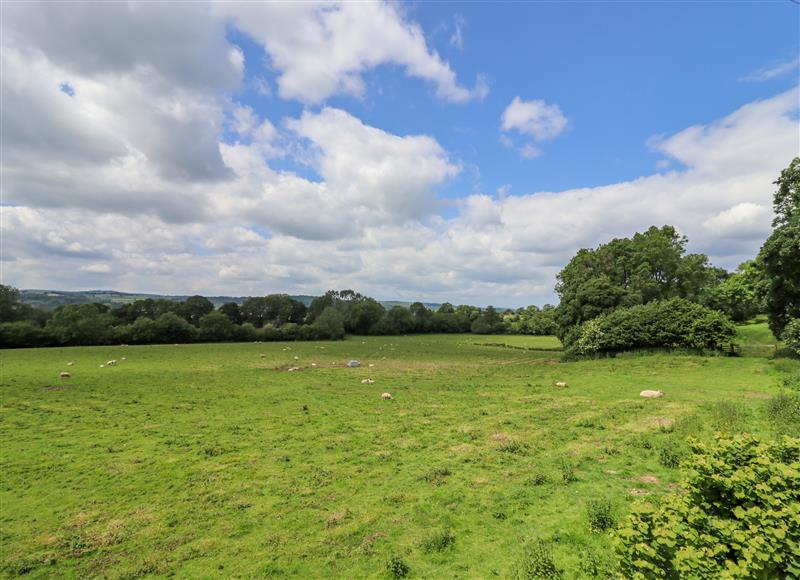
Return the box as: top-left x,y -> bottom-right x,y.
568,298 -> 737,355
615,434 -> 800,579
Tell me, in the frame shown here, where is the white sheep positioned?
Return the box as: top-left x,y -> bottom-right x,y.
60,371 -> 71,379
640,390 -> 665,398
381,392 -> 393,400
106,360 -> 117,366
361,379 -> 375,385
67,361 -> 74,366
555,381 -> 567,388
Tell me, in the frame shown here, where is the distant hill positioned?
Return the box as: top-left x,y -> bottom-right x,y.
18,289 -> 444,312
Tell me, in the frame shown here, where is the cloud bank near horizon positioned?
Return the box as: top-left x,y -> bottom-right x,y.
2,2 -> 797,307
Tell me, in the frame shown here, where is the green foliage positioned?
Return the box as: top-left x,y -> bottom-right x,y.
310,307 -> 345,340
760,158 -> 800,337
658,440 -> 683,468
783,318 -> 800,357
555,226 -> 717,338
586,498 -> 616,533
198,311 -> 237,342
504,305 -> 558,335
772,156 -> 800,228
615,434 -> 800,579
421,529 -> 455,553
701,260 -> 767,322
0,321 -> 47,348
386,555 -> 410,578
513,540 -> 563,579
471,305 -> 505,334
45,304 -> 113,346
568,298 -> 736,355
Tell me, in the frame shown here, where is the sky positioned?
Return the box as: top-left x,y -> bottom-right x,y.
1,1 -> 798,307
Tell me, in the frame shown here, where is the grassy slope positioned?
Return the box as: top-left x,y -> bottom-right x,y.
1,329 -> 797,578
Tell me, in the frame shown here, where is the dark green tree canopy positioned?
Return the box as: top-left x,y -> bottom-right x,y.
556,225 -> 716,337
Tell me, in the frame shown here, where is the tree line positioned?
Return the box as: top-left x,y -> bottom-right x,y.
1,158 -> 797,352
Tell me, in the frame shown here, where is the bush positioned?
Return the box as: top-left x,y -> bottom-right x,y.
386,555 -> 410,579
421,529 -> 455,553
615,434 -> 800,579
0,321 -> 47,348
658,440 -> 683,468
586,499 -> 616,532
783,318 -> 800,356
513,540 -> 563,579
567,298 -> 736,355
766,392 -> 800,434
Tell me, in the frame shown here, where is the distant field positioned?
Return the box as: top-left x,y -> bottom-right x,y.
1,328 -> 797,577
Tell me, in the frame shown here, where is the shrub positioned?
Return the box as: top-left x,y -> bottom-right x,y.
421,529 -> 455,553
567,298 -> 736,355
783,318 -> 800,356
586,499 -> 616,532
658,440 -> 683,468
615,434 -> 800,579
513,539 -> 563,579
386,555 -> 410,579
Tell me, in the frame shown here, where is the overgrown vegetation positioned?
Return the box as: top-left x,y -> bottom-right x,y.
615,434 -> 800,579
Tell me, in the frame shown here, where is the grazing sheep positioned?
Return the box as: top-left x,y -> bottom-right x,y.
59,371 -> 71,379
361,379 -> 375,385
293,356 -> 299,360
555,381 -> 568,388
381,392 -> 393,400
67,361 -> 74,366
99,364 -> 105,368
106,360 -> 117,366
121,357 -> 126,361
311,363 -> 317,367
640,390 -> 665,398
287,366 -> 300,372
347,360 -> 361,368
368,364 -> 375,368
260,354 -> 266,358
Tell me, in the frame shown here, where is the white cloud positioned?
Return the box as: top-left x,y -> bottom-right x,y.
217,1 -> 486,104
501,97 -> 568,140
740,57 -> 800,82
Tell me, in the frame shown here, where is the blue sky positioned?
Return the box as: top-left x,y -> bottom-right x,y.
2,1 -> 799,306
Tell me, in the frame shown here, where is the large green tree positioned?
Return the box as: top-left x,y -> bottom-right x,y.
759,158 -> 800,336
555,225 -> 716,338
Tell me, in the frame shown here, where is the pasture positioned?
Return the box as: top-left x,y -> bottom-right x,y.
1,329 -> 796,578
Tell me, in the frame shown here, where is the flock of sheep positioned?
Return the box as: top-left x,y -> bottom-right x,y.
58,349 -> 665,402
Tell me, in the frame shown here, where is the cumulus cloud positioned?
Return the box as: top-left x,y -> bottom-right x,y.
2,1 -> 798,307
501,97 -> 567,159
502,97 -> 568,140
217,1 -> 485,104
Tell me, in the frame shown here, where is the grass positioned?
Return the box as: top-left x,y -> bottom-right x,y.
1,327 -> 797,577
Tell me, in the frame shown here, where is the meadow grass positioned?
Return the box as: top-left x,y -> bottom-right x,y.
1,328 -> 796,578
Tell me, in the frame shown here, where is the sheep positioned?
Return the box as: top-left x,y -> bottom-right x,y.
381,392 -> 393,400
640,390 -> 665,398
347,360 -> 361,368
106,360 -> 117,366
121,357 -> 126,361
368,364 -> 375,368
361,379 -> 375,385
554,381 -> 568,388
260,354 -> 267,358
293,356 -> 299,360
99,364 -> 105,368
67,361 -> 75,366
59,371 -> 71,379
287,366 -> 300,372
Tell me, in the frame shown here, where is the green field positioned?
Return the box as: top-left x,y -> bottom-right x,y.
1,328 -> 797,578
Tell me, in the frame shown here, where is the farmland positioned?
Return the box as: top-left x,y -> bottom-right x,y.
1,327 -> 797,578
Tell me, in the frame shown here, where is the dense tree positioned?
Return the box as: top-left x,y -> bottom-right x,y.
241,294 -> 307,327
372,306 -> 415,335
310,307 -> 345,340
199,311 -> 237,342
179,295 -> 214,325
760,158 -> 800,336
45,304 -> 113,346
0,285 -> 40,323
345,298 -> 385,334
556,226 -> 717,338
218,302 -> 243,324
471,306 -> 505,334
701,260 -> 766,322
